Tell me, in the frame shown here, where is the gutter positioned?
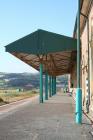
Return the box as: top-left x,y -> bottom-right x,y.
73,0 -> 93,38
73,0 -> 84,38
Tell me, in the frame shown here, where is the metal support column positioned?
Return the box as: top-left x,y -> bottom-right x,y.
45,72 -> 48,100
52,76 -> 56,95
76,0 -> 82,124
53,77 -> 55,95
49,76 -> 52,97
54,76 -> 56,95
40,63 -> 43,103
52,76 -> 54,96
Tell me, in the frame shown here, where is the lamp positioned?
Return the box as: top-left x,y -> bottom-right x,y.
40,55 -> 43,59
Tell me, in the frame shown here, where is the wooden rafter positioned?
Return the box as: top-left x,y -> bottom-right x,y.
12,50 -> 76,76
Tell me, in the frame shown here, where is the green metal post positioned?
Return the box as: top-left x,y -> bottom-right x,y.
76,0 -> 82,124
55,77 -> 56,94
52,76 -> 54,96
52,76 -> 56,95
53,77 -> 54,95
45,72 -> 48,100
49,76 -> 52,97
51,76 -> 53,96
40,63 -> 43,103
54,76 -> 56,95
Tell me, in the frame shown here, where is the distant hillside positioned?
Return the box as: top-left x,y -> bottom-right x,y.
0,72 -> 68,89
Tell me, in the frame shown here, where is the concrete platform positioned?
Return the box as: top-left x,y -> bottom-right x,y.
0,93 -> 93,140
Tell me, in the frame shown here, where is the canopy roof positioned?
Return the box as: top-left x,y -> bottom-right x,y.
5,29 -> 77,76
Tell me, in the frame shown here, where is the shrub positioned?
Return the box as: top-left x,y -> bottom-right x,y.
0,97 -> 4,102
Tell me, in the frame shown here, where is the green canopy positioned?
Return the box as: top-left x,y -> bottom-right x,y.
5,29 -> 77,54
5,29 -> 77,76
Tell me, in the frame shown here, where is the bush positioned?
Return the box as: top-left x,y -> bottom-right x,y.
32,90 -> 37,94
0,97 -> 4,102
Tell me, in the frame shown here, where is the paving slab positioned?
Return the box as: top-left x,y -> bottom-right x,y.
0,93 -> 92,140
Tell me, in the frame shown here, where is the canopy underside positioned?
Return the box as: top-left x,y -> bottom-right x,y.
12,51 -> 76,76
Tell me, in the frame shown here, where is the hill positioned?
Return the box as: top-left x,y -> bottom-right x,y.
0,72 -> 68,89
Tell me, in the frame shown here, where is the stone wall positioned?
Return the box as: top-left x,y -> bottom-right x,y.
71,4 -> 93,113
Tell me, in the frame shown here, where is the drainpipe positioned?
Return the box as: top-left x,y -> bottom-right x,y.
76,0 -> 82,124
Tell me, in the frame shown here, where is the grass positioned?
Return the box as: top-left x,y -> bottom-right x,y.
0,89 -> 38,105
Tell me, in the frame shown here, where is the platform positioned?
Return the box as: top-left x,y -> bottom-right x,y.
0,93 -> 92,140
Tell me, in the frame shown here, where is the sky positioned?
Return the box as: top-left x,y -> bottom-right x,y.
0,0 -> 77,73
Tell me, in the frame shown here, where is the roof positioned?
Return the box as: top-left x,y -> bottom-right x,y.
5,29 -> 77,54
5,29 -> 77,76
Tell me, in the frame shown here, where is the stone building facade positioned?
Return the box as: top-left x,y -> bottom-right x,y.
71,0 -> 93,116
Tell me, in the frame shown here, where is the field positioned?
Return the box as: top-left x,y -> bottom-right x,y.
0,89 -> 38,106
